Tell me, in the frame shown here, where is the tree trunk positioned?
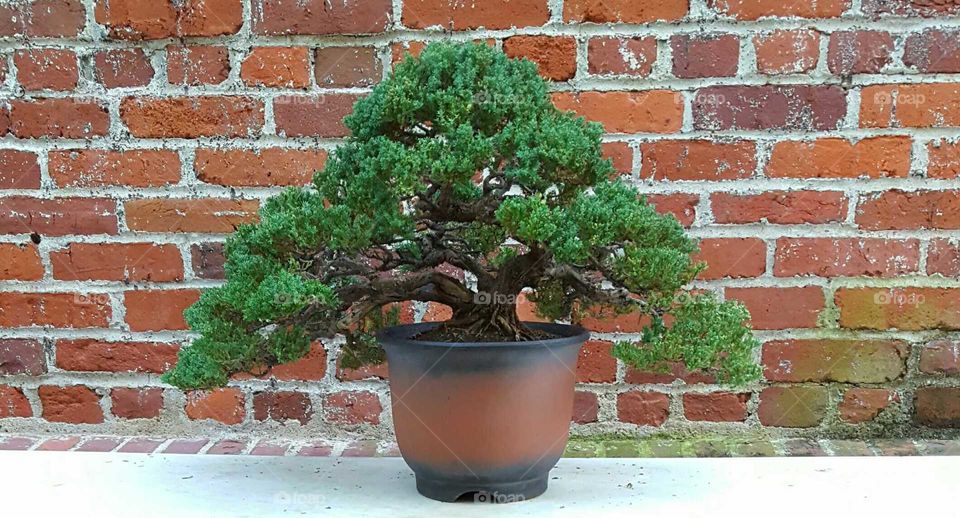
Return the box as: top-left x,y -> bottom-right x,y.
446,298 -> 536,340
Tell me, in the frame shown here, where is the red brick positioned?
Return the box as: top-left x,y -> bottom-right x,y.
726,287 -> 824,330
185,388 -> 245,425
253,0 -> 389,35
0,197 -> 117,236
296,441 -> 333,456
77,438 -> 123,452
0,437 -> 37,450
241,47 -> 310,88
390,41 -> 428,64
24,0 -> 86,37
503,36 -> 577,81
863,0 -> 960,17
56,340 -> 179,373
625,362 -> 715,384
111,388 -> 163,419
274,94 -> 361,137
710,0 -> 849,19
762,339 -> 907,383
904,29 -> 960,73
324,391 -> 382,425
238,341 -> 327,382
572,391 -> 598,424
250,441 -> 290,456
0,292 -> 111,328
0,339 -> 45,375
754,29 -> 820,75
839,389 -> 895,424
207,439 -> 247,455
405,0 -> 548,29
758,386 -> 828,427
52,242 -> 182,282
861,84 -> 960,128
14,49 -> 78,91
588,37 -> 657,77
253,391 -> 314,425
191,242 -> 225,279
711,191 -> 848,225
49,149 -> 180,187
683,392 -> 749,422
94,49 -> 154,88
337,359 -> 389,381
574,304 -> 649,333
602,142 -> 633,176
641,140 -> 755,181
0,386 -> 32,418
0,244 -> 43,281
915,387 -> 960,427
95,0 -> 241,39
167,45 -> 230,86
37,437 -> 81,451
828,31 -> 894,75
552,91 -> 683,134
124,289 -> 200,331
118,438 -> 165,453
39,385 -> 104,424
928,239 -> 960,277
928,140 -> 960,178
315,47 -> 382,87
0,150 -> 40,189
564,0 -> 688,22
195,148 -> 327,187
693,238 -> 766,280
121,96 -> 264,138
694,85 -> 846,131
617,391 -> 669,426
576,340 -> 616,383
766,137 -> 911,179
856,190 -> 960,230
124,199 -> 259,233
836,287 -> 960,331
920,341 -> 960,375
163,439 -> 208,454
644,193 -> 699,227
672,34 -> 739,78
422,302 -> 452,322
775,238 -> 919,277
10,98 -> 109,138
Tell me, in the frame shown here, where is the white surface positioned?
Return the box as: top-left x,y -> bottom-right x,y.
1,452 -> 958,518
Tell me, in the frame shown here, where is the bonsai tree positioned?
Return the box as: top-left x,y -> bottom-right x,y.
164,42 -> 760,390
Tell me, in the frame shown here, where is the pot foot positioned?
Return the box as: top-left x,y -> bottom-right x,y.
414,474 -> 549,503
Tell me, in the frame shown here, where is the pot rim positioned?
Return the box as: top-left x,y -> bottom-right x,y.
376,321 -> 590,349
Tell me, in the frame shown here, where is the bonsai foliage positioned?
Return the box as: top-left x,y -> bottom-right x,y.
163,42 -> 761,390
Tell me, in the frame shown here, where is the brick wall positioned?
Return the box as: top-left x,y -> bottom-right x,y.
1,0 -> 959,440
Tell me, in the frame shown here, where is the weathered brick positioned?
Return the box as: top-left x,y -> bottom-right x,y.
711,191 -> 848,224
195,148 -> 327,187
49,149 -> 180,187
39,385 -> 104,424
694,85 -> 846,131
766,137 -> 911,178
124,289 -> 200,331
95,0 -> 242,40
253,391 -> 314,425
576,340 -> 616,383
405,0 -> 548,29
324,391 -> 382,425
754,29 -> 820,75
21,0 -> 86,37
904,29 -> 960,73
14,49 -> 78,91
274,94 -> 361,137
0,150 -> 40,189
672,34 -> 739,78
626,362 -> 715,384
121,96 -> 264,138
758,386 -> 828,427
693,238 -> 766,280
0,197 -> 118,236
726,287 -> 825,329
641,140 -> 756,181
167,45 -> 230,86
575,304 -> 649,333
0,339 -> 45,375
337,359 -> 389,381
503,36 -> 577,81
828,31 -> 894,75
617,391 -> 670,426
253,0 -> 390,35
240,47 -> 311,88
10,99 -> 109,138
553,91 -> 683,133
124,199 -> 259,233
0,244 -> 42,281
185,388 -> 245,425
94,49 -> 155,88
51,242 -> 182,282
564,0 -> 688,23
856,190 -> 960,230
840,388 -> 895,423
928,239 -> 960,276
234,341 -> 327,382
602,142 -> 633,176
763,339 -> 907,383
0,386 -> 32,418
588,37 -> 657,77
0,292 -> 111,328
863,0 -> 960,17
315,47 -> 382,87
710,0 -> 850,19
915,387 -> 960,427
861,84 -> 960,128
774,238 -> 920,277
644,193 -> 699,227
928,139 -> 960,178
56,340 -> 179,373
191,242 -> 225,279
920,341 -> 960,375
111,388 -> 163,419
683,392 -> 749,422
572,391 -> 598,424
836,287 -> 960,330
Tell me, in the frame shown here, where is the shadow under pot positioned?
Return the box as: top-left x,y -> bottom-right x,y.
378,322 -> 589,503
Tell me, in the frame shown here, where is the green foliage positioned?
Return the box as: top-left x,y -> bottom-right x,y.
163,42 -> 760,390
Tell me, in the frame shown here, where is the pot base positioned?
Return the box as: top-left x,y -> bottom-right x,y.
415,474 -> 549,503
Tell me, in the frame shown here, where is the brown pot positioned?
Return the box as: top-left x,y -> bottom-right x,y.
378,322 -> 589,502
